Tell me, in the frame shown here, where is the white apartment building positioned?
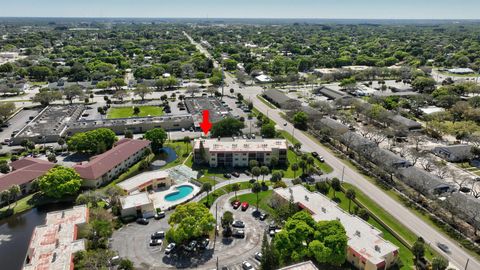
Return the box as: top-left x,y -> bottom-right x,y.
193,138 -> 288,167
274,185 -> 399,270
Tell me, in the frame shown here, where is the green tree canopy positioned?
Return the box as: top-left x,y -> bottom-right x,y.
293,111 -> 308,130
144,128 -> 167,153
39,166 -> 82,198
67,128 -> 117,154
210,117 -> 245,137
166,202 -> 215,244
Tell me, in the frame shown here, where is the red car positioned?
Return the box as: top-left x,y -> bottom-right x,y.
232,200 -> 241,209
241,202 -> 249,211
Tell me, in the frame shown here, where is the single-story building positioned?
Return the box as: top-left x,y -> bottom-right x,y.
263,89 -> 301,109
278,261 -> 318,270
120,192 -> 155,218
74,138 -> 151,188
448,68 -> 474,74
0,158 -> 55,204
433,144 -> 473,162
388,115 -> 422,131
117,170 -> 171,194
316,86 -> 351,101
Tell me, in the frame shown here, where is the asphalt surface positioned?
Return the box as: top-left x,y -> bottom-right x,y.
111,189 -> 266,270
183,31 -> 480,270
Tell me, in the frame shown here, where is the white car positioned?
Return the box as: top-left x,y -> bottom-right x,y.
242,261 -> 254,270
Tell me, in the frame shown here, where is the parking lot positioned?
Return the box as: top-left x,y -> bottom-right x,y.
111,191 -> 267,270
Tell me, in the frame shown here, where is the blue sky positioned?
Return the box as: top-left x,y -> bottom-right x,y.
0,0 -> 479,19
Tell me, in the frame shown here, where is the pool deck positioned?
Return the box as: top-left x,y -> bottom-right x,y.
149,183 -> 200,210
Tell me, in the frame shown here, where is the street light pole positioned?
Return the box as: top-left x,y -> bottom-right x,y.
341,166 -> 345,183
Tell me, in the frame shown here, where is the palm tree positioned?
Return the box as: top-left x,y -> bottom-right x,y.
291,163 -> 299,179
298,160 -> 306,176
306,156 -> 315,171
345,188 -> 356,213
252,182 -> 262,212
202,182 -> 212,206
183,136 -> 191,153
231,183 -> 240,200
252,166 -> 261,182
331,178 -> 341,199
8,185 -> 20,207
260,166 -> 270,183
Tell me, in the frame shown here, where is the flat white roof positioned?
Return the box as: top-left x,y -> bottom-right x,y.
24,205 -> 88,270
194,138 -> 288,153
256,74 -> 273,82
420,106 -> 445,115
117,170 -> 169,192
279,261 -> 318,270
274,186 -> 398,265
120,192 -> 152,209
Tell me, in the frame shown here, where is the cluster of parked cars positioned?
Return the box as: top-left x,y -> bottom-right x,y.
149,231 -> 165,246
223,171 -> 240,178
268,222 -> 281,237
231,200 -> 249,211
184,237 -> 210,252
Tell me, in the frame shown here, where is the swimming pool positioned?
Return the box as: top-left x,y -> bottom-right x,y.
164,185 -> 194,202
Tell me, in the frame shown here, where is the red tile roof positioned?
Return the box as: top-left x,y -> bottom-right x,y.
0,158 -> 55,191
73,139 -> 151,180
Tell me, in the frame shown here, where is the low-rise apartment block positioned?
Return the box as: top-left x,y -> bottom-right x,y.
23,205 -> 88,270
193,138 -> 288,167
74,138 -> 151,187
274,185 -> 399,270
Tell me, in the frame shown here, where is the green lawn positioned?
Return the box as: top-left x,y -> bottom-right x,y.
0,193 -> 36,218
162,141 -> 191,169
234,190 -> 274,213
279,130 -> 300,145
107,106 -> 164,119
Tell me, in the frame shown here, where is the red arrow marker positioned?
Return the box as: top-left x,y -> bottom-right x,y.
199,110 -> 212,135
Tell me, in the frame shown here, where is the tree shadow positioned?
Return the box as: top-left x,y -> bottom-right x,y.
221,237 -> 234,245
332,197 -> 342,204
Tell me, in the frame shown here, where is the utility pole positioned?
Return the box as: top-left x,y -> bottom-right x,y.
341,166 -> 345,183
465,258 -> 470,270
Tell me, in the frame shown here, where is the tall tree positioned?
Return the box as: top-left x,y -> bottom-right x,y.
64,85 -> 84,104
331,178 -> 341,199
252,182 -> 262,212
345,188 -> 356,213
260,166 -> 270,183
252,166 -> 261,182
166,202 -> 215,244
39,166 -> 82,199
231,183 -> 240,200
144,128 -> 167,153
202,182 -> 212,206
291,163 -> 299,179
134,84 -> 153,101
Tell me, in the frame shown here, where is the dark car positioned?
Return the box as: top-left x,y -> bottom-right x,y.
198,238 -> 210,249
254,252 -> 263,261
233,229 -> 245,238
232,172 -> 240,177
165,243 -> 176,254
437,242 -> 450,253
136,218 -> 149,225
223,173 -> 232,179
311,152 -> 319,157
185,240 -> 197,252
149,239 -> 162,246
259,213 -> 268,221
151,231 -> 165,239
232,220 -> 245,228
231,200 -> 241,208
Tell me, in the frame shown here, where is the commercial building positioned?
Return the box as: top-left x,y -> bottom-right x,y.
74,138 -> 151,187
193,138 -> 288,167
432,144 -> 473,162
274,186 -> 399,270
263,89 -> 302,109
0,158 -> 54,203
119,192 -> 155,218
184,97 -> 231,129
23,205 -> 88,270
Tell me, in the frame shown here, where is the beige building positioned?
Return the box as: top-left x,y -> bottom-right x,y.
120,192 -> 155,218
24,205 -> 88,270
193,138 -> 288,167
274,186 -> 399,270
117,170 -> 171,194
279,261 -> 318,270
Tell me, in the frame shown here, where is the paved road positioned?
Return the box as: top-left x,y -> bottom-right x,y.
183,32 -> 479,270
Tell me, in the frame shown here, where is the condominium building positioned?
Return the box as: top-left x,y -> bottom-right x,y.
274,186 -> 399,270
23,205 -> 88,270
74,138 -> 151,187
193,138 -> 288,167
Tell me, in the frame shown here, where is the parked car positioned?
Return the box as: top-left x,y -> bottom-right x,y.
232,172 -> 240,178
136,218 -> 149,225
165,243 -> 176,254
254,252 -> 263,261
311,152 -> 319,157
149,239 -> 162,246
241,202 -> 249,211
185,240 -> 197,252
154,211 -> 166,219
259,213 -> 268,221
223,173 -> 232,179
232,200 -> 241,209
283,122 -> 288,126
233,229 -> 245,238
151,231 -> 165,239
242,261 -> 254,270
232,220 -> 245,228
198,238 -> 210,249
269,229 -> 282,237
317,156 -> 325,162
437,242 -> 450,253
